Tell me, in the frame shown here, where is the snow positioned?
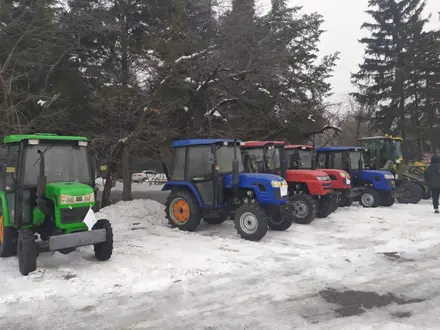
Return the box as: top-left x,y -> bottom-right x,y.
2,199 -> 440,328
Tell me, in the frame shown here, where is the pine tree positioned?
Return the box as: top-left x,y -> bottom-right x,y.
352,0 -> 430,151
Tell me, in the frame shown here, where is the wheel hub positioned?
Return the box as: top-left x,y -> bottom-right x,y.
361,193 -> 375,207
170,198 -> 190,224
293,201 -> 308,218
239,212 -> 259,234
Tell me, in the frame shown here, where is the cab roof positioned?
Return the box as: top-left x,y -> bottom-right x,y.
285,144 -> 313,150
242,141 -> 285,148
172,139 -> 240,147
316,146 -> 364,152
3,133 -> 88,144
358,136 -> 403,141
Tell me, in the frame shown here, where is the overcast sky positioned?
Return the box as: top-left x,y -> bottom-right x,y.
256,0 -> 440,102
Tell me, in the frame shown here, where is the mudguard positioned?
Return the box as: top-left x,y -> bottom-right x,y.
162,182 -> 203,206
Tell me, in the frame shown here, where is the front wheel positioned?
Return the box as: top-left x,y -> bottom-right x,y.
397,181 -> 423,204
317,196 -> 337,218
234,204 -> 268,241
290,194 -> 317,224
359,188 -> 380,208
165,189 -> 201,231
17,228 -> 38,276
92,219 -> 113,261
339,191 -> 353,207
380,193 -> 395,207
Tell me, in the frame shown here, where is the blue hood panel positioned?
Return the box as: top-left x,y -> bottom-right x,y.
351,170 -> 394,191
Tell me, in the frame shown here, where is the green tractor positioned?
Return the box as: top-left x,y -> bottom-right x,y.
358,135 -> 429,204
0,133 -> 113,276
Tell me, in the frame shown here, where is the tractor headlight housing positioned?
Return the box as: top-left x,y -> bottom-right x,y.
60,193 -> 95,204
339,172 -> 349,178
384,174 -> 395,179
271,180 -> 288,188
316,176 -> 330,181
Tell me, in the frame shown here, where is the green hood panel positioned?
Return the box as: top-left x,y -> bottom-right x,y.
46,182 -> 94,199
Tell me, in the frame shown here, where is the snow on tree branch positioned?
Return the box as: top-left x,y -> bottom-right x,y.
175,45 -> 217,64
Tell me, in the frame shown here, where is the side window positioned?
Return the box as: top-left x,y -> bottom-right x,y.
187,145 -> 212,179
330,152 -> 344,169
170,147 -> 185,181
5,145 -> 18,185
317,153 -> 326,168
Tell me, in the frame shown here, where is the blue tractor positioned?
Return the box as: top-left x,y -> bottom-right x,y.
161,139 -> 294,241
315,146 -> 397,208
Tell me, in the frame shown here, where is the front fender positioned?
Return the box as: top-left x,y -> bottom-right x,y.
162,182 -> 203,206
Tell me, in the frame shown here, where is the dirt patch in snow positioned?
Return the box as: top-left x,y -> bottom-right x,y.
319,288 -> 425,317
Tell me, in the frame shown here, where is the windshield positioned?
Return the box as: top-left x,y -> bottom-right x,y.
23,144 -> 92,185
348,150 -> 364,170
241,146 -> 280,173
266,146 -> 280,171
217,146 -> 244,173
286,148 -> 313,169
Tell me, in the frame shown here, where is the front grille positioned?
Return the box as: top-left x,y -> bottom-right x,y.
323,182 -> 332,190
60,207 -> 90,224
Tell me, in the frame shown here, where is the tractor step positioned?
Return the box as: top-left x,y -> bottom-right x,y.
44,229 -> 107,252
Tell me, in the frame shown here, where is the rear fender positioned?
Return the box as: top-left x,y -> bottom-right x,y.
162,182 -> 203,206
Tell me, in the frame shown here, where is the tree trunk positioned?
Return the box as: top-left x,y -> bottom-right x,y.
122,148 -> 132,201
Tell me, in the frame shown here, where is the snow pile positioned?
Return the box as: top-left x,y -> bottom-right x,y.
1,200 -> 440,328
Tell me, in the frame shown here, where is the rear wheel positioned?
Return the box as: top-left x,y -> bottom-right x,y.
165,189 -> 201,231
17,228 -> 38,276
359,188 -> 380,208
397,181 -> 423,204
290,194 -> 317,224
0,214 -> 17,258
234,204 -> 268,241
92,219 -> 113,261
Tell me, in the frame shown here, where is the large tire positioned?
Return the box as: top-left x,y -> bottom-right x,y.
359,188 -> 380,208
290,194 -> 317,224
317,196 -> 336,218
204,214 -> 228,225
92,219 -> 113,261
380,193 -> 395,207
397,181 -> 423,204
165,188 -> 201,231
339,191 -> 353,207
0,214 -> 18,258
234,204 -> 268,241
17,228 -> 38,276
266,203 -> 294,231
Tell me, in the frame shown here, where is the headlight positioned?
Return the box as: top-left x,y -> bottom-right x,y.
271,180 -> 288,188
316,176 -> 330,181
396,158 -> 401,164
339,172 -> 349,178
60,193 -> 95,204
384,174 -> 394,179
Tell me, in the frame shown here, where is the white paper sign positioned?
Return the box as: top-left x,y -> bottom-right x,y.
280,186 -> 288,197
83,207 -> 98,230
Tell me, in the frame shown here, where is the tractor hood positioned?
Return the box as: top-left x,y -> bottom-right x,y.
285,169 -> 330,182
45,182 -> 94,201
354,169 -> 394,179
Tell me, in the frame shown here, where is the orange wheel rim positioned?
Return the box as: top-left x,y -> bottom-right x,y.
172,199 -> 190,223
0,215 -> 3,244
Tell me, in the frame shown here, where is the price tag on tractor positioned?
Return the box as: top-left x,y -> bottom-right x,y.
280,185 -> 288,197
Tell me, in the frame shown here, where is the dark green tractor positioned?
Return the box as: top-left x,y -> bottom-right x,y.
358,135 -> 429,204
0,134 -> 113,276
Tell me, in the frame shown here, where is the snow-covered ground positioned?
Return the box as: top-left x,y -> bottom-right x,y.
2,200 -> 440,329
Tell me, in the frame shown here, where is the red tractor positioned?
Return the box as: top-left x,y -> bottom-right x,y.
285,145 -> 354,207
241,141 -> 338,225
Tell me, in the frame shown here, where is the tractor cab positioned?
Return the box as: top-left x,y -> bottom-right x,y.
162,139 -> 294,241
358,135 -> 427,203
0,134 -> 112,276
316,146 -> 397,208
358,135 -> 403,170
